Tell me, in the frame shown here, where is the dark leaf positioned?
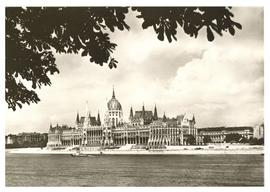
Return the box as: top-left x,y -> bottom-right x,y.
229,26 -> 235,35
81,50 -> 88,56
234,22 -> 242,30
157,32 -> 164,41
142,21 -> 149,29
165,30 -> 172,43
207,26 -> 214,41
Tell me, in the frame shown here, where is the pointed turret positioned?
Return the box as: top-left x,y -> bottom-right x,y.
192,114 -> 196,124
153,104 -> 158,120
83,101 -> 91,127
129,106 -> 133,120
97,111 -> 101,126
142,103 -> 145,118
88,111 -> 91,118
76,112 -> 80,124
163,112 -> 167,122
85,101 -> 90,117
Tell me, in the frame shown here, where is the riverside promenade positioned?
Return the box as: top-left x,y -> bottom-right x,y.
6,144 -> 264,155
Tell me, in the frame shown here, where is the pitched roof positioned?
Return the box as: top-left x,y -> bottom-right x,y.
176,114 -> 185,121
89,117 -> 97,125
184,113 -> 194,121
134,110 -> 153,119
166,119 -> 178,126
197,126 -> 253,132
80,117 -> 85,124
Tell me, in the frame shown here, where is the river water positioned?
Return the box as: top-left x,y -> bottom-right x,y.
6,153 -> 263,186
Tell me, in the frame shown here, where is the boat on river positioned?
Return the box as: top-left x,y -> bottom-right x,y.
71,151 -> 88,157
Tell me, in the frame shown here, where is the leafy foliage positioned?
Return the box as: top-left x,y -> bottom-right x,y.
186,134 -> 196,145
224,133 -> 242,143
6,7 -> 242,110
203,135 -> 212,144
249,137 -> 264,145
132,7 -> 242,42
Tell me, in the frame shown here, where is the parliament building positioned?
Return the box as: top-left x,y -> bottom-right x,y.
47,88 -> 197,149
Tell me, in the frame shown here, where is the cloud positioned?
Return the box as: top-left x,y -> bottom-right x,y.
167,43 -> 263,127
5,7 -> 264,134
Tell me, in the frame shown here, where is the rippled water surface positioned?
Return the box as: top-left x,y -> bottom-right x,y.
6,153 -> 263,186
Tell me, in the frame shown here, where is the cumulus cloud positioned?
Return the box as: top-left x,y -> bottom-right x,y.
167,44 -> 263,126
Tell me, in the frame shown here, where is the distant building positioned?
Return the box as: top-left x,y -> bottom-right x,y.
253,123 -> 264,139
5,132 -> 48,148
196,126 -> 254,145
5,134 -> 16,145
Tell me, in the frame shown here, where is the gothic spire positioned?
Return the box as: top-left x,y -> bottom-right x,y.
142,103 -> 145,118
85,101 -> 90,117
97,111 -> 101,126
88,111 -> 91,118
163,112 -> 167,122
129,106 -> 133,120
76,111 -> 80,124
153,104 -> 158,120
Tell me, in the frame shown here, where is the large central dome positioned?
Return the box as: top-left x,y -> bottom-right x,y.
107,88 -> 122,110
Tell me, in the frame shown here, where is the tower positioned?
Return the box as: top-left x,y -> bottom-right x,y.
192,114 -> 196,124
129,106 -> 133,122
76,112 -> 80,124
142,103 -> 145,118
75,112 -> 80,129
153,104 -> 158,120
82,101 -> 89,147
105,86 -> 123,128
163,112 -> 167,122
97,111 -> 101,126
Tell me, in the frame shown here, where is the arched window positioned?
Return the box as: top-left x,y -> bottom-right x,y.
112,118 -> 115,127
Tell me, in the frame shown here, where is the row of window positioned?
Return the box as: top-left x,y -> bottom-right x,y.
109,111 -> 121,116
200,131 -> 251,135
150,129 -> 181,134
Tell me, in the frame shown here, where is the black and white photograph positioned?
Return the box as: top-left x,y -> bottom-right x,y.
2,1 -> 267,189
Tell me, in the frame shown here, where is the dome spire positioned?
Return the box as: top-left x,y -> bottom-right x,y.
112,85 -> 115,98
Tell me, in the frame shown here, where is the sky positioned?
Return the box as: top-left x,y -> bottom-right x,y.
5,7 -> 264,134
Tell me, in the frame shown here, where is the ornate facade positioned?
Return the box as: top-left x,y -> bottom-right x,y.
47,88 -> 197,149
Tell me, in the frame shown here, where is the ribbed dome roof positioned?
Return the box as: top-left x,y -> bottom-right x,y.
107,87 -> 122,110
107,98 -> 122,110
